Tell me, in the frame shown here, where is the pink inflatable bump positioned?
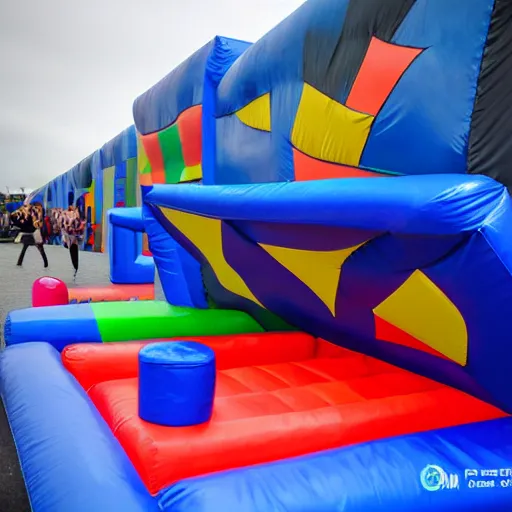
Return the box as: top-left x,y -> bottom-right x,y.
32,277 -> 69,307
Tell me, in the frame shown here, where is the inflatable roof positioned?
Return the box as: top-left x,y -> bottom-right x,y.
101,125 -> 138,167
134,36 -> 250,188
133,37 -> 251,136
204,0 -> 512,187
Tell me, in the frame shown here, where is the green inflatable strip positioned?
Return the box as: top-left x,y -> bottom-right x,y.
158,124 -> 185,184
125,157 -> 138,207
90,301 -> 264,342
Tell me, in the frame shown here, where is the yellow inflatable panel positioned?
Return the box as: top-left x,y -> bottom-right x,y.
180,164 -> 202,183
260,241 -> 367,316
101,165 -> 115,253
235,93 -> 271,132
291,83 -> 373,167
137,132 -> 151,176
160,208 -> 263,307
373,270 -> 468,366
87,179 -> 95,224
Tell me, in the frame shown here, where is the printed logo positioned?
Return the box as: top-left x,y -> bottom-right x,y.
420,465 -> 459,492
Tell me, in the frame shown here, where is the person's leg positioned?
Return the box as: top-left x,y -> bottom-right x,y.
36,244 -> 48,268
69,243 -> 79,277
17,241 -> 29,266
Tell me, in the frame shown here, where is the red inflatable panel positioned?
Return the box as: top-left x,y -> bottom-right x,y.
315,338 -> 360,358
141,133 -> 165,184
293,148 -> 387,181
68,283 -> 155,304
63,332 -> 316,391
177,105 -> 202,167
87,339 -> 506,494
346,37 -> 423,117
374,315 -> 452,361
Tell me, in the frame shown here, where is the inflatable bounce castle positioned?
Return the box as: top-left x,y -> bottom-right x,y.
3,0 -> 512,510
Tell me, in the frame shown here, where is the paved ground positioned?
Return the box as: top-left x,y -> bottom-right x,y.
0,243 -> 126,511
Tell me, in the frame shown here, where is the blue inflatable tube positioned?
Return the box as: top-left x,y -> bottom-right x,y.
146,174 -> 506,235
143,204 -> 207,308
159,417 -> 512,512
108,207 -> 155,285
0,343 -> 159,512
4,304 -> 101,350
109,206 -> 146,231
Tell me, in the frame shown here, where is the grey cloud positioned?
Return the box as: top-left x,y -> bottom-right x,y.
0,0 -> 305,190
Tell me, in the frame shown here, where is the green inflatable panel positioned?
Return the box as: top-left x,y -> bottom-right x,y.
89,301 -> 264,342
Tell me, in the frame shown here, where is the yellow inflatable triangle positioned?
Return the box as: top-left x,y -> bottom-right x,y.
373,269 -> 468,366
160,207 -> 263,307
259,242 -> 366,316
235,93 -> 271,132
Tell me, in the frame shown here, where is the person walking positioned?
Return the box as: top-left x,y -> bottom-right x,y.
59,205 -> 85,280
11,203 -> 48,268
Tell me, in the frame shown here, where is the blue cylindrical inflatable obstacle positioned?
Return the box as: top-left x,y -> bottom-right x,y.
138,341 -> 216,427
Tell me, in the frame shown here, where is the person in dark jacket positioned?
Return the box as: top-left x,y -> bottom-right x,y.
11,203 -> 48,268
58,205 -> 85,280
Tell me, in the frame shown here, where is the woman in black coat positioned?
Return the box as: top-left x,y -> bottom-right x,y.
11,203 -> 48,268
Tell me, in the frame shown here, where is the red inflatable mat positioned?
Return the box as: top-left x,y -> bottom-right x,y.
64,334 -> 507,494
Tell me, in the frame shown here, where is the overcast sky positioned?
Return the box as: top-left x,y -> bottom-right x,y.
0,0 -> 305,191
